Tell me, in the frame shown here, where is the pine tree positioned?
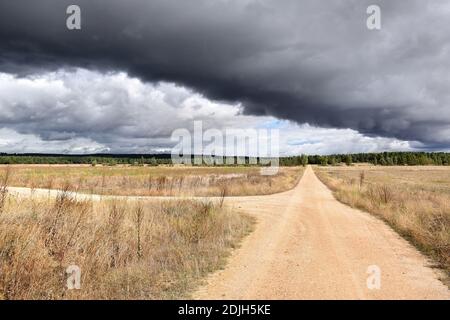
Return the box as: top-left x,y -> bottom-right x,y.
345,155 -> 352,166
301,155 -> 308,167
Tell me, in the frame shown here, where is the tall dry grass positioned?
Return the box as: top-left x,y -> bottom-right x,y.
316,167 -> 450,285
0,183 -> 254,299
3,165 -> 303,197
0,167 -> 10,215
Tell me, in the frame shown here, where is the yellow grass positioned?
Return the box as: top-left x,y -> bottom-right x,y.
0,183 -> 254,299
2,165 -> 303,197
0,165 -> 302,299
316,166 -> 450,285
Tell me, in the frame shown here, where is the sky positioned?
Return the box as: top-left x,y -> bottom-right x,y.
0,0 -> 449,155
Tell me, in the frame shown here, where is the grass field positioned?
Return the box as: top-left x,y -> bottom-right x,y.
0,189 -> 254,299
0,165 -> 302,299
1,165 -> 303,197
316,166 -> 450,285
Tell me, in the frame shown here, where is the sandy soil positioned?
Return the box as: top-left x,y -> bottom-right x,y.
194,166 -> 450,299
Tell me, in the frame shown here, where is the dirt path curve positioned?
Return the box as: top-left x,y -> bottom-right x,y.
194,166 -> 450,300
7,166 -> 449,299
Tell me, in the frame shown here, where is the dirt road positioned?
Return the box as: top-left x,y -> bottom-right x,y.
8,166 -> 449,299
194,166 -> 449,299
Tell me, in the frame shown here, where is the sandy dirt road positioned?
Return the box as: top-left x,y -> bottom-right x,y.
7,166 -> 449,299
194,166 -> 449,300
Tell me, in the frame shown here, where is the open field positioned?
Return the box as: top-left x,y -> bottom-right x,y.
315,166 -> 450,285
1,165 -> 449,299
0,189 -> 254,299
0,165 -> 296,299
0,165 -> 303,197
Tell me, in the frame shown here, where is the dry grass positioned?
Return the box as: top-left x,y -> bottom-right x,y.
316,166 -> 450,285
0,182 -> 254,299
0,167 -> 10,215
0,165 -> 299,299
2,165 -> 303,197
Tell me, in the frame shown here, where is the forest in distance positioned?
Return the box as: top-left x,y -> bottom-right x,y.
0,152 -> 449,166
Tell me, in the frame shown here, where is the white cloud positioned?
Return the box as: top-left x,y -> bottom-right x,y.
278,123 -> 415,155
0,68 -> 422,155
0,128 -> 109,154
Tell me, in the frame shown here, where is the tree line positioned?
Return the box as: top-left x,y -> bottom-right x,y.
0,153 -> 171,166
280,152 -> 450,166
0,152 -> 449,166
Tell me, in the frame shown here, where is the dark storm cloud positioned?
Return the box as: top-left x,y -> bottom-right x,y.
0,0 -> 449,148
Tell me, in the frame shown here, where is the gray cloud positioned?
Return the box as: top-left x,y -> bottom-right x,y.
0,69 -> 247,146
0,0 -> 449,149
0,69 -> 415,155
